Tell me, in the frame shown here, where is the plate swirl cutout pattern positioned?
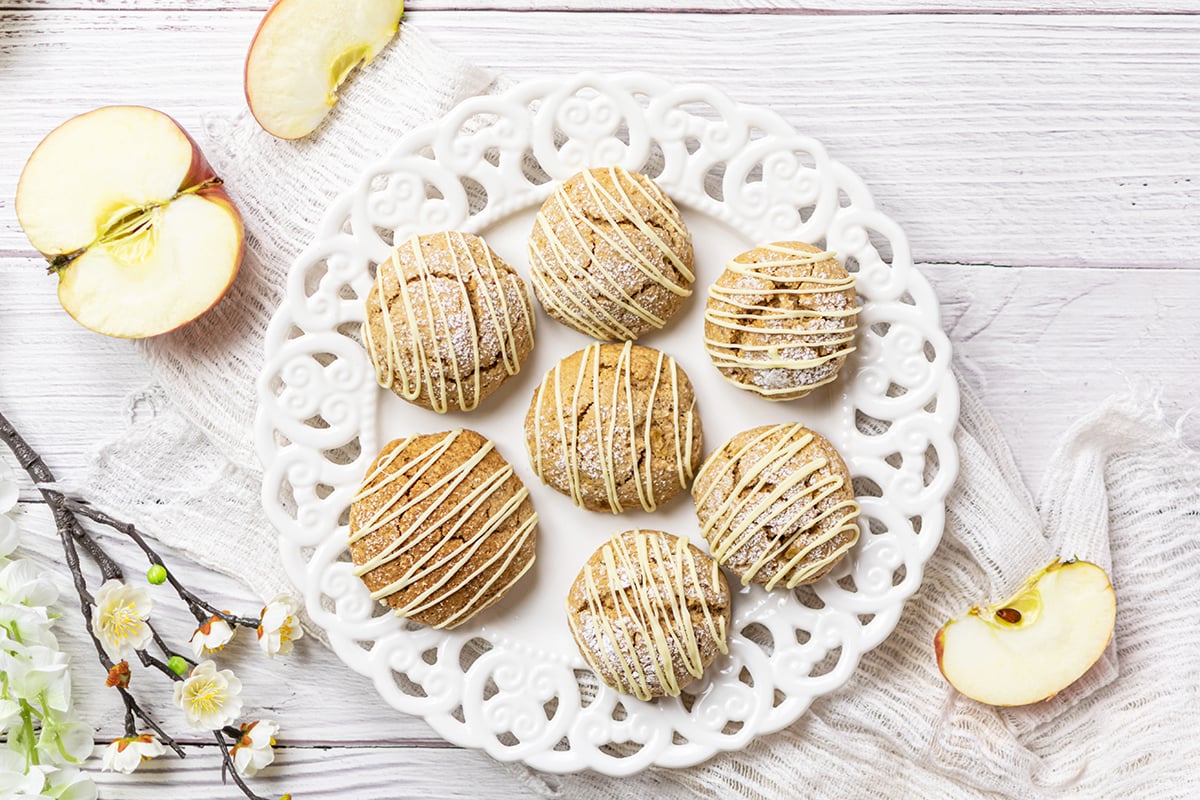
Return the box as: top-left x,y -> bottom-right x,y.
255,73 -> 960,775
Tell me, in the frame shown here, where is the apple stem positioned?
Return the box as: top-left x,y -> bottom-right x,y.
0,408 -> 273,797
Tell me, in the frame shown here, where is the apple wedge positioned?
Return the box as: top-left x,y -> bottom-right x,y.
245,0 -> 405,140
934,559 -> 1116,707
15,106 -> 244,339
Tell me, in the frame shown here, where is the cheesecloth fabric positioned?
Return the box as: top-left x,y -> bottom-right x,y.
78,26 -> 1200,800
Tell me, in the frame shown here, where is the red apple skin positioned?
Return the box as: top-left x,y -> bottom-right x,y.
933,625 -> 947,680
178,120 -> 222,189
243,0 -> 304,140
241,0 -> 285,134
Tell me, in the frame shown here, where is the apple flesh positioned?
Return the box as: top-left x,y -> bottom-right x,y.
244,0 -> 405,140
934,559 -> 1116,707
15,106 -> 243,338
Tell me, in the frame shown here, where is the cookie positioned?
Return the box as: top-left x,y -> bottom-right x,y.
525,341 -> 702,513
693,423 -> 860,590
363,231 -> 535,413
567,529 -> 731,701
529,166 -> 694,341
703,241 -> 858,400
348,429 -> 538,629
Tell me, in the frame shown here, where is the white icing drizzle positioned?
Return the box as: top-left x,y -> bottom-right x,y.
704,243 -> 858,398
570,530 -> 728,701
529,166 -> 694,341
349,430 -> 538,630
693,423 -> 860,590
529,342 -> 697,514
363,232 -> 534,413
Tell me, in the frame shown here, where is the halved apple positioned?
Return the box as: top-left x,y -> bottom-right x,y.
15,106 -> 244,339
934,559 -> 1116,707
244,0 -> 405,140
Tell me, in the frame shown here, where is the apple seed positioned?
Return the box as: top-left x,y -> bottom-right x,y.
995,607 -> 1022,624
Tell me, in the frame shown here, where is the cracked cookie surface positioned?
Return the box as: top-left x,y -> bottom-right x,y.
525,342 -> 703,514
704,241 -> 857,400
364,231 -> 535,413
529,167 -> 694,341
348,429 -> 538,629
567,529 -> 730,700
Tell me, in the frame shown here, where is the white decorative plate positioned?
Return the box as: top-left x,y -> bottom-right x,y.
255,73 -> 959,775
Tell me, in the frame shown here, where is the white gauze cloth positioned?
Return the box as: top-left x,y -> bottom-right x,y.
81,26 -> 1200,799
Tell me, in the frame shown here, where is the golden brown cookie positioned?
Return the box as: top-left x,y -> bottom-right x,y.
528,166 -> 694,341
524,341 -> 702,514
704,241 -> 858,400
348,429 -> 538,629
566,529 -> 731,700
363,231 -> 535,413
693,423 -> 860,590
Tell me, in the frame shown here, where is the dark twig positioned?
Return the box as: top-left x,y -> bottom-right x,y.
214,729 -> 270,800
62,498 -> 261,629
51,504 -> 185,759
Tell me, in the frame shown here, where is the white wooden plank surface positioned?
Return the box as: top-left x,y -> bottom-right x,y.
7,1 -> 1200,14
2,12 -> 1198,268
1,3 -> 1198,797
81,745 -> 541,800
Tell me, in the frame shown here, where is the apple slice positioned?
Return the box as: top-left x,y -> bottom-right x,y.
245,0 -> 405,140
934,559 -> 1116,706
15,106 -> 243,339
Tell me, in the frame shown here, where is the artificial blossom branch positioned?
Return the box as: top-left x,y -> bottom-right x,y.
0,409 -> 290,800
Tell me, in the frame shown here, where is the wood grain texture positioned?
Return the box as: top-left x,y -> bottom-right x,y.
80,742 -> 541,799
5,1 -> 1200,14
2,11 -> 1198,268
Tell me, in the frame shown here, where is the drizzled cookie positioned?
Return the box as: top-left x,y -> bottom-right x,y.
693,423 -> 860,590
349,429 -> 538,629
704,241 -> 858,400
364,231 -> 535,413
529,167 -> 694,341
566,529 -> 730,701
524,341 -> 702,514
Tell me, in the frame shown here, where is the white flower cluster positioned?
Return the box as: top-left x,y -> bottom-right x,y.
0,466 -> 97,799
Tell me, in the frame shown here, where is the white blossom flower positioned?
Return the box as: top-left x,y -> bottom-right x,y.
0,698 -> 20,732
0,557 -> 58,609
257,594 -> 303,658
173,660 -> 243,730
90,579 -> 153,662
101,733 -> 168,774
41,720 -> 95,765
3,643 -> 69,701
43,765 -> 97,800
0,749 -> 51,795
0,465 -> 16,560
0,484 -> 96,800
231,719 -> 279,776
190,614 -> 236,659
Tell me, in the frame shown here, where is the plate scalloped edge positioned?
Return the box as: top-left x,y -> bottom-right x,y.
254,72 -> 960,776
